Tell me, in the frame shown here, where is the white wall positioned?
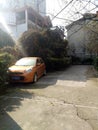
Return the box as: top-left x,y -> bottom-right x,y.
1,11 -> 16,25
0,0 -> 46,39
67,23 -> 89,57
16,23 -> 27,38
3,0 -> 46,16
38,0 -> 46,16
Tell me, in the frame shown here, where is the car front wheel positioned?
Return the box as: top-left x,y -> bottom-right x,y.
43,69 -> 46,76
33,73 -> 38,83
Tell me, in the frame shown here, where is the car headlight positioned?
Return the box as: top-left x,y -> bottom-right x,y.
25,68 -> 32,73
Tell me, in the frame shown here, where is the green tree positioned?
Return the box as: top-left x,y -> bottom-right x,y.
18,28 -> 70,70
0,29 -> 15,48
18,29 -> 68,58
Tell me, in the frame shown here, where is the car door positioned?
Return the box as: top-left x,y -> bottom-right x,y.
40,58 -> 45,75
36,58 -> 42,78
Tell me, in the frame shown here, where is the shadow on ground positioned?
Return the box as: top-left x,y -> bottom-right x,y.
0,90 -> 34,130
0,112 -> 22,130
1,65 -> 96,112
7,65 -> 96,90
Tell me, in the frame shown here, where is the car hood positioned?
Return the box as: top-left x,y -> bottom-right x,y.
8,65 -> 34,72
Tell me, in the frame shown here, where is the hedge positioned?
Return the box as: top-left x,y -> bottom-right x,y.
46,57 -> 72,71
93,57 -> 98,71
0,53 -> 14,91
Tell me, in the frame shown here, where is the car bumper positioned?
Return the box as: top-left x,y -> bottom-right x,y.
9,73 -> 34,83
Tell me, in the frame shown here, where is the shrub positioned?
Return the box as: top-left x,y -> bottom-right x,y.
0,53 -> 14,91
82,57 -> 93,65
93,57 -> 98,71
46,57 -> 72,71
72,56 -> 94,65
0,46 -> 22,60
71,56 -> 82,65
0,29 -> 15,48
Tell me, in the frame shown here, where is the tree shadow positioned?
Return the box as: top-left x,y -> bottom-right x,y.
86,65 -> 98,80
33,65 -> 89,88
7,65 -> 92,90
0,111 -> 22,130
0,90 -> 34,130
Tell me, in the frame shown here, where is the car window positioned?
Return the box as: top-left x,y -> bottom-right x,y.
40,58 -> 44,63
37,59 -> 41,64
15,58 -> 36,66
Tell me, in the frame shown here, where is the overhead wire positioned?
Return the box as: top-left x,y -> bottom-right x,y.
76,0 -> 91,12
45,0 -> 98,30
46,0 -> 98,40
81,0 -> 98,7
52,0 -> 74,20
66,0 -> 93,20
66,0 -> 92,25
54,0 -> 79,25
69,0 -> 91,21
51,0 -> 96,26
62,0 -> 79,21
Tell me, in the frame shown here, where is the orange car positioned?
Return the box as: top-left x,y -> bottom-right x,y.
8,57 -> 46,83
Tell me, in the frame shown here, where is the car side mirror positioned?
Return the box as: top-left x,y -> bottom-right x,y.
37,63 -> 41,66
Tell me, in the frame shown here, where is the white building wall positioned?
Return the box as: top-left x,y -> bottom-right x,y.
3,0 -> 46,16
33,0 -> 46,16
67,23 -> 89,57
0,11 -> 26,38
0,0 -> 46,39
1,11 -> 16,25
17,0 -> 35,8
16,23 -> 27,38
8,25 -> 17,38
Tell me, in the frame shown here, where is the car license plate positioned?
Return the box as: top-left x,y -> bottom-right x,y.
12,76 -> 20,80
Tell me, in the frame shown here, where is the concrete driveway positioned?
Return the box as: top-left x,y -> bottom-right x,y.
0,65 -> 98,130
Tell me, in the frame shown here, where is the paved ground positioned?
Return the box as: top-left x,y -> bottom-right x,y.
0,65 -> 98,130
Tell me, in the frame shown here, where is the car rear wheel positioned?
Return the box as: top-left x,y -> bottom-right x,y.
33,73 -> 38,83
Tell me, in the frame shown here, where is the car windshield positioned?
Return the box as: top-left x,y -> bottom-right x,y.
15,58 -> 36,66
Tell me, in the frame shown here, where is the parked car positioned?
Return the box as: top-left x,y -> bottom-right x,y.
8,57 -> 46,83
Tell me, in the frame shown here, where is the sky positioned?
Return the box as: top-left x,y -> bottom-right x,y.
46,0 -> 67,26
46,0 -> 98,27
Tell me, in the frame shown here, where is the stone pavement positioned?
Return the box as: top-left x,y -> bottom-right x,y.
0,65 -> 98,130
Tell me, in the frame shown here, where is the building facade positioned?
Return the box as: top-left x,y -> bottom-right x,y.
1,0 -> 46,16
0,0 -> 49,39
66,12 -> 98,58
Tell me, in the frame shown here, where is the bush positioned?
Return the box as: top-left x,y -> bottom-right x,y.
93,57 -> 98,71
82,57 -> 93,65
71,56 -> 82,65
46,57 -> 72,71
18,29 -> 70,71
0,53 -> 14,91
0,46 -> 22,60
72,56 -> 93,65
0,29 -> 15,48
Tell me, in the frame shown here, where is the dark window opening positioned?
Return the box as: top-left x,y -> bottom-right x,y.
16,11 -> 25,24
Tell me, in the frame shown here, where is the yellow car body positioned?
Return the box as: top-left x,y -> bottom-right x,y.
8,57 -> 46,83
